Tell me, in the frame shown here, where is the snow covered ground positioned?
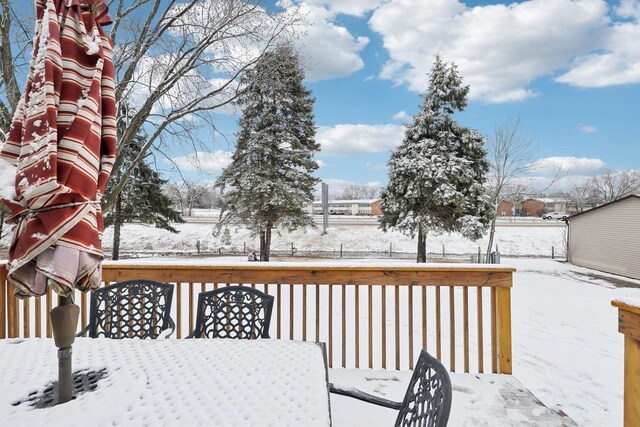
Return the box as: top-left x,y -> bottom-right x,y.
19,221 -> 568,258
2,222 -> 635,425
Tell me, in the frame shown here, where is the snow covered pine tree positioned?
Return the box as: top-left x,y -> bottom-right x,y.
215,44 -> 319,261
380,55 -> 493,263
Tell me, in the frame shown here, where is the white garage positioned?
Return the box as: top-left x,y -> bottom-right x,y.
567,194 -> 640,280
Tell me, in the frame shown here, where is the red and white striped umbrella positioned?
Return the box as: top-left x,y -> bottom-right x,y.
0,0 -> 116,298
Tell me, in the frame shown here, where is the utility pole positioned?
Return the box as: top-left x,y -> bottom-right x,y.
322,182 -> 328,235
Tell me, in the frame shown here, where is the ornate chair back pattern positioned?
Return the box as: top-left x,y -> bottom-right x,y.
395,350 -> 452,427
193,286 -> 274,339
89,280 -> 174,339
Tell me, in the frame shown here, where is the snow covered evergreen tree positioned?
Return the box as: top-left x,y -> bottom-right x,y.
105,134 -> 183,260
380,55 -> 493,263
215,44 -> 319,261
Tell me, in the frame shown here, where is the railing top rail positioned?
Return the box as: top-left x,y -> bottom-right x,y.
1,260 -> 515,287
0,260 -> 516,272
100,261 -> 516,273
612,298 -> 640,315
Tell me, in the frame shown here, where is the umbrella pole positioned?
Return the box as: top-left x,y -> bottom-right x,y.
50,295 -> 79,404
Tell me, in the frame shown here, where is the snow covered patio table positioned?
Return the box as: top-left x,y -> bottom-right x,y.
0,338 -> 332,426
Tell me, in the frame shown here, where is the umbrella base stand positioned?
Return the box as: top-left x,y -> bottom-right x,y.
50,296 -> 79,405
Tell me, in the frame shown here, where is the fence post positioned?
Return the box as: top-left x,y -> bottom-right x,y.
291,242 -> 295,256
196,240 -> 200,254
389,242 -> 392,258
477,247 -> 482,264
442,244 -> 445,258
495,283 -> 513,374
612,299 -> 640,427
552,246 -> 555,259
340,243 -> 343,258
243,242 -> 246,253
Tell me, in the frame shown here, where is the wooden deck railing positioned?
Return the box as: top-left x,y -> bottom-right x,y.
0,261 -> 514,373
613,299 -> 640,427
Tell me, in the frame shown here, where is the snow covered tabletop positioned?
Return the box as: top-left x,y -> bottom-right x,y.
0,338 -> 331,427
330,369 -> 577,426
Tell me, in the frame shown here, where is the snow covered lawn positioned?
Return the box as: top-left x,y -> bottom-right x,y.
92,222 -> 565,257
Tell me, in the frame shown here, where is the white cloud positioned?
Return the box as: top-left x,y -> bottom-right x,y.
369,0 -> 614,103
531,156 -> 605,175
365,161 -> 387,171
302,0 -> 385,17
317,124 -> 404,155
293,3 -> 369,81
391,110 -> 411,121
616,0 -> 640,20
578,124 -> 597,133
170,151 -> 233,175
316,159 -> 327,168
315,178 -> 382,198
555,15 -> 640,87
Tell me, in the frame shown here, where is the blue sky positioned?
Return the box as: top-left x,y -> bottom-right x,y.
169,0 -> 639,195
8,0 -> 636,195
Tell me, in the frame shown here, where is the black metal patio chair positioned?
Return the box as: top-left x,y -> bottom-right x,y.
77,279 -> 175,339
330,350 -> 452,427
187,286 -> 274,339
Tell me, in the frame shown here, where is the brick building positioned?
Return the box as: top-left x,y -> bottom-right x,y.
496,200 -> 514,217
520,199 -> 545,217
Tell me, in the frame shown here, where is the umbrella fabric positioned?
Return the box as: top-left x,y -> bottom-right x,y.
0,0 -> 116,298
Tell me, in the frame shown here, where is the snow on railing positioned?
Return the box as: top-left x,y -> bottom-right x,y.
0,261 -> 515,373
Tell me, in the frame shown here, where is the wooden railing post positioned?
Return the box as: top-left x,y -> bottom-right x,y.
0,267 -> 6,339
612,299 -> 640,427
495,285 -> 513,374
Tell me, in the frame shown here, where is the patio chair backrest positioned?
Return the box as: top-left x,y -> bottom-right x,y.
88,279 -> 174,339
192,286 -> 274,339
395,350 -> 452,427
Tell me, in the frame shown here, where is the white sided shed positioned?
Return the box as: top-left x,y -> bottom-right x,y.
567,195 -> 640,280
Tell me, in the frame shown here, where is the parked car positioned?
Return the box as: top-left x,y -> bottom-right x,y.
542,211 -> 568,220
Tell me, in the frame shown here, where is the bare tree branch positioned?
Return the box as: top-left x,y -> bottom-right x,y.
484,118 -> 563,259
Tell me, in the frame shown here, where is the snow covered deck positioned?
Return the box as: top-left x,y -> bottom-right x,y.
0,338 -> 574,426
331,369 -> 576,426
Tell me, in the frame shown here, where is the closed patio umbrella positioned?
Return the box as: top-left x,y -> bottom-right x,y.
0,0 -> 115,404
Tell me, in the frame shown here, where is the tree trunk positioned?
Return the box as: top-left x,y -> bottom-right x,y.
259,231 -> 265,261
417,227 -> 427,263
112,194 -> 122,260
263,224 -> 272,262
485,217 -> 497,263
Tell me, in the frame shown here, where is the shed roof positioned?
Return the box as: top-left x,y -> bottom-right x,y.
567,194 -> 640,221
